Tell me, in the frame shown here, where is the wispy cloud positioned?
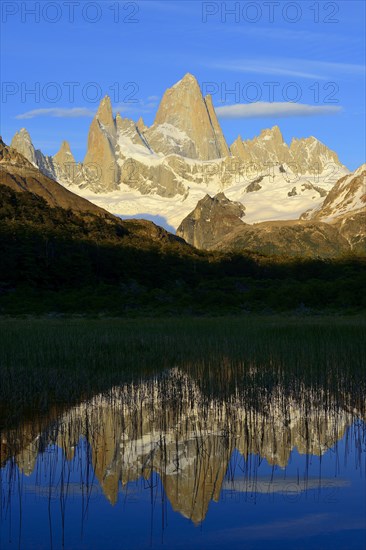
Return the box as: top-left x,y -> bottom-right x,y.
210,61 -> 320,80
215,25 -> 362,45
216,102 -> 342,119
209,58 -> 365,80
222,478 -> 349,494
16,107 -> 95,120
16,98 -> 159,120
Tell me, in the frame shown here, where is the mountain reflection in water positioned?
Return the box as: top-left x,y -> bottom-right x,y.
1,366 -> 365,549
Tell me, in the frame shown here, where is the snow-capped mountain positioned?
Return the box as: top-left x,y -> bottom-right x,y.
10,128 -> 77,184
145,72 -> 230,160
302,163 -> 366,221
301,164 -> 366,253
231,126 -> 346,176
9,73 -> 351,231
176,164 -> 365,255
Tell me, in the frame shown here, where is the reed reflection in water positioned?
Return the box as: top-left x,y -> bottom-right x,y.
1,362 -> 365,549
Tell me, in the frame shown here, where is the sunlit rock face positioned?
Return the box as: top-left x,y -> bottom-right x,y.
10,128 -> 56,179
146,74 -> 229,160
8,74 -> 352,234
10,128 -> 37,166
52,140 -> 77,185
81,96 -> 120,193
176,191 -> 352,257
230,127 -> 347,176
0,138 -> 105,214
2,369 -> 364,524
300,164 -> 366,254
176,192 -> 247,249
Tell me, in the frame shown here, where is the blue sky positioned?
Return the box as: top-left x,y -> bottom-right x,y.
1,0 -> 365,169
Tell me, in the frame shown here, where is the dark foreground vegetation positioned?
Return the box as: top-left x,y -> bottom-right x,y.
0,186 -> 365,315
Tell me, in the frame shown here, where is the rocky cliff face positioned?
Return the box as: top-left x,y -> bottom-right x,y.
0,138 -> 107,215
230,126 -> 347,176
81,96 -> 119,192
176,189 -> 362,257
300,164 -> 366,254
303,164 -> 366,221
231,126 -> 292,168
10,128 -> 56,179
176,192 -> 246,249
10,128 -> 79,183
290,136 -> 344,174
0,138 -> 191,252
145,73 -> 229,160
9,73 -> 351,231
216,219 -> 351,257
53,140 -> 77,184
10,128 -> 37,165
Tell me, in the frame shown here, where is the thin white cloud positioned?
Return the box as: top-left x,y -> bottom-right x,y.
216,102 -> 342,119
16,99 -> 158,120
16,108 -> 95,120
215,25 -> 362,45
212,61 -> 322,80
210,58 -> 365,80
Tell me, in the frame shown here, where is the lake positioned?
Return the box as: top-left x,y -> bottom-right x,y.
0,318 -> 365,549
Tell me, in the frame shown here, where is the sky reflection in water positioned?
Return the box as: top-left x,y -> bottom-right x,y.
1,367 -> 365,550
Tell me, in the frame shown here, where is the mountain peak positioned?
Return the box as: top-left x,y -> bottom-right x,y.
18,127 -> 32,137
232,135 -> 243,145
136,116 -> 147,132
0,137 -> 35,168
10,128 -> 37,165
183,72 -> 196,80
150,73 -> 228,160
60,140 -> 72,152
291,135 -> 318,145
84,95 -> 118,192
54,140 -> 75,167
259,126 -> 284,142
354,162 -> 366,176
96,95 -> 115,132
99,95 -> 111,106
12,127 -> 33,143
115,113 -> 137,131
177,192 -> 246,249
173,73 -> 199,89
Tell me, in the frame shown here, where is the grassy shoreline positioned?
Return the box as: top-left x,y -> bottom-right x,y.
1,315 -> 365,426
1,315 -> 365,372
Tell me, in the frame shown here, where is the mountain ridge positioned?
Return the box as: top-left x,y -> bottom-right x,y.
9,73 -> 352,230
176,165 -> 366,256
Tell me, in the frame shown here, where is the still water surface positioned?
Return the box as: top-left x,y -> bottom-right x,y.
1,366 -> 365,549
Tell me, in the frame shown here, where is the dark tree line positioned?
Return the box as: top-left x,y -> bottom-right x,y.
1,186 -> 365,314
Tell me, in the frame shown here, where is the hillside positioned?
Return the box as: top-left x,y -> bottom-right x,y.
176,166 -> 366,257
0,185 -> 365,315
0,139 -> 365,315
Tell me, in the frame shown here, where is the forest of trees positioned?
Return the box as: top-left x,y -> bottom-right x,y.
1,186 -> 365,315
